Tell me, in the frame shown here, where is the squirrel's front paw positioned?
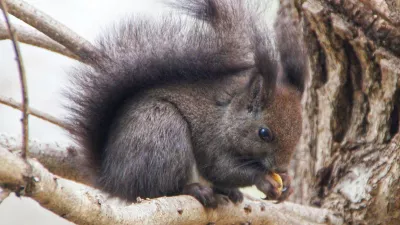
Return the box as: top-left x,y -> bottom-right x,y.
213,187 -> 244,204
256,172 -> 293,202
275,173 -> 293,203
183,183 -> 217,208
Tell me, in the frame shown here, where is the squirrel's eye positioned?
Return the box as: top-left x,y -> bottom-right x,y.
258,127 -> 274,142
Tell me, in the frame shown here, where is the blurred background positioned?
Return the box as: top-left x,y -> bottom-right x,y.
0,0 -> 278,224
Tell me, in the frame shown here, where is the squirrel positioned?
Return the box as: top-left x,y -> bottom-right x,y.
65,0 -> 307,208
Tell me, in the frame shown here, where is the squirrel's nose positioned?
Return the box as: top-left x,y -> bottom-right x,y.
274,167 -> 288,174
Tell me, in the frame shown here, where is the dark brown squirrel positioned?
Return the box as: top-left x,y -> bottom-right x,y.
65,0 -> 308,208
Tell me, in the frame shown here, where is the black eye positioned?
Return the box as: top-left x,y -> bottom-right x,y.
258,127 -> 274,142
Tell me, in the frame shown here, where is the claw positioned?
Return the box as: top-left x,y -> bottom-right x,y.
257,172 -> 293,202
183,183 -> 218,208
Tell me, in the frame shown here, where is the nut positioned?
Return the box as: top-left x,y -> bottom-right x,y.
270,172 -> 283,193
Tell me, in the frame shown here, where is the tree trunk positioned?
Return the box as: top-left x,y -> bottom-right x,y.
278,0 -> 400,224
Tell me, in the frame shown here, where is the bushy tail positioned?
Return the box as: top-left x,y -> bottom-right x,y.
64,0 -> 277,174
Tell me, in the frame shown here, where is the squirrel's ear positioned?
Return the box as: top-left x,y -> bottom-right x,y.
275,17 -> 308,94
242,73 -> 275,113
239,30 -> 278,113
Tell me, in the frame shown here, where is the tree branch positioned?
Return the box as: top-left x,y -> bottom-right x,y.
0,95 -> 69,130
0,21 -> 81,61
0,145 -> 342,225
0,0 -> 29,159
0,186 -> 11,203
0,134 -> 89,185
0,0 -> 103,65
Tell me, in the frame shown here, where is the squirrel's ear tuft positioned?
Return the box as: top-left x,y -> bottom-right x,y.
275,15 -> 308,94
243,25 -> 278,112
166,0 -> 220,23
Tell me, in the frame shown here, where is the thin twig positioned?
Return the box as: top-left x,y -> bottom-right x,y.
0,96 -> 69,130
0,0 -> 29,159
0,0 -> 103,65
0,22 -> 81,61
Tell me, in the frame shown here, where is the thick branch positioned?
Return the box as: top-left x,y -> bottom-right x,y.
0,134 -> 89,185
0,146 -> 342,225
0,0 -> 103,64
0,21 -> 80,61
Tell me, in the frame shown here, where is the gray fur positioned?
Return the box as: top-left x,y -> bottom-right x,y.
65,0 -> 307,207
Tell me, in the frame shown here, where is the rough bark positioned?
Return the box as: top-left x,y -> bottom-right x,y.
280,0 -> 400,224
